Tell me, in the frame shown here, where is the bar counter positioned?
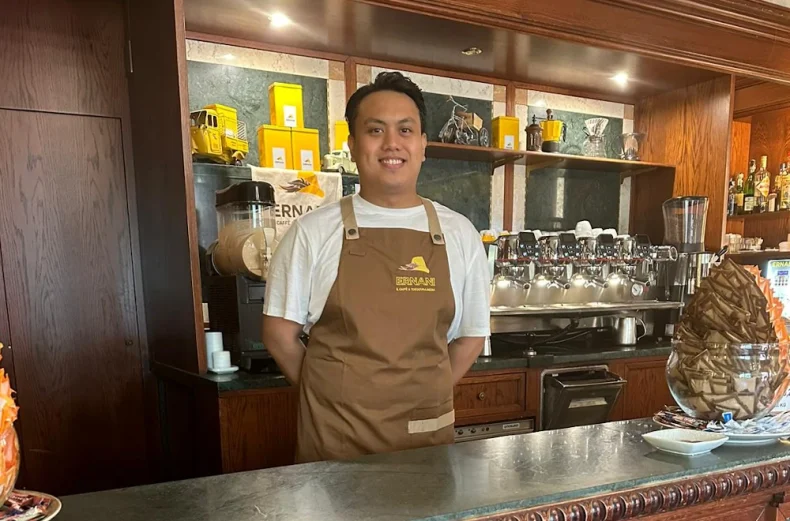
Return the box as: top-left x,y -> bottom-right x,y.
58,419 -> 790,521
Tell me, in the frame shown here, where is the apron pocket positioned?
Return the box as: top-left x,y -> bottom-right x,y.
408,398 -> 455,434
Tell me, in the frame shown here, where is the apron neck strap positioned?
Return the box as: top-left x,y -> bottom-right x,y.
340,196 -> 359,240
340,195 -> 445,245
420,198 -> 445,245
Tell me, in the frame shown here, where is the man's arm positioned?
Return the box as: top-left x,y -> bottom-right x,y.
261,220 -> 313,384
448,218 -> 492,383
448,336 -> 485,384
262,316 -> 306,385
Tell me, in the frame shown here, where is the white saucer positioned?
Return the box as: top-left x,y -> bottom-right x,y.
209,365 -> 239,374
642,429 -> 728,456
653,416 -> 790,446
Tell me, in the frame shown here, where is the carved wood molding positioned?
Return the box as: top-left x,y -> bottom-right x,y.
592,0 -> 790,44
469,460 -> 790,521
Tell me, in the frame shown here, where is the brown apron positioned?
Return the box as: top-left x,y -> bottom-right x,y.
296,195 -> 456,463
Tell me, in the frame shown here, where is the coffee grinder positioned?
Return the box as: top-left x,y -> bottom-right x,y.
662,196 -> 714,305
204,181 -> 277,367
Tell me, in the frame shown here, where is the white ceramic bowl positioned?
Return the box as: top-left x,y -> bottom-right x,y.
642,429 -> 728,456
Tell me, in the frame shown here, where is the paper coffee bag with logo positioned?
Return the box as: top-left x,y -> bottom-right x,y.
251,166 -> 342,251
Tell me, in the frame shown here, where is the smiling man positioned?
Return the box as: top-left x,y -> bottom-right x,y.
262,71 -> 490,463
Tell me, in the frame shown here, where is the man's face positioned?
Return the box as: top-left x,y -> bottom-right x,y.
348,90 -> 427,196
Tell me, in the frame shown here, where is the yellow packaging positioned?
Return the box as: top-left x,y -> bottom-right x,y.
269,83 -> 304,128
291,128 -> 320,172
334,120 -> 350,151
493,116 -> 520,150
257,125 -> 293,169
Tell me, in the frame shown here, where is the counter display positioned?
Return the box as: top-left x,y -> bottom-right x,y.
58,419 -> 790,521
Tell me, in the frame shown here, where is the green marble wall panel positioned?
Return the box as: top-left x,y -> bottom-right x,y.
525,107 -> 624,231
421,92 -> 492,230
527,107 -> 624,159
187,61 -> 329,167
418,159 -> 491,230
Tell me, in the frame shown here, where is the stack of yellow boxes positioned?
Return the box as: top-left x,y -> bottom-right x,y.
257,82 -> 321,171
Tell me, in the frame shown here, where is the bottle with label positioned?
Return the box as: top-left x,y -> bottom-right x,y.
728,178 -> 736,216
780,163 -> 790,211
756,155 -> 771,213
736,173 -> 745,214
744,160 -> 756,214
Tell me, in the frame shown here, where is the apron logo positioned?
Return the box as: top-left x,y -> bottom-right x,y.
280,172 -> 325,198
395,257 -> 435,292
398,256 -> 430,274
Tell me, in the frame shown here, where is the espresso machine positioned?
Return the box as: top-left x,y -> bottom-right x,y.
490,231 -> 676,308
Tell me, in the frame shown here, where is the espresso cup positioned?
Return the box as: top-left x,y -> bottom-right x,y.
212,350 -> 231,370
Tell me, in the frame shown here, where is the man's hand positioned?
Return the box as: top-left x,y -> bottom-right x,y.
262,315 -> 307,385
448,337 -> 485,384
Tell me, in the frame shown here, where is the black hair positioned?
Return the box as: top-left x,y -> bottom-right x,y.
345,71 -> 427,137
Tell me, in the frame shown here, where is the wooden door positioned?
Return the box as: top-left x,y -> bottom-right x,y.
0,109 -> 149,494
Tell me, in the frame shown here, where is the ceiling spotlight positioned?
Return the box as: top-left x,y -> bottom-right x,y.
461,47 -> 483,56
270,12 -> 291,28
611,72 -> 629,87
221,53 -> 236,60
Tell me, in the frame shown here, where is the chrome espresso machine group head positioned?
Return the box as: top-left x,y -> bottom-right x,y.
490,231 -> 678,308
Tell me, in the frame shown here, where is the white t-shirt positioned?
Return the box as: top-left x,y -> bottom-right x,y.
263,194 -> 491,341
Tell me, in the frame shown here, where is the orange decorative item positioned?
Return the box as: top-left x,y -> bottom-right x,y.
0,343 -> 19,505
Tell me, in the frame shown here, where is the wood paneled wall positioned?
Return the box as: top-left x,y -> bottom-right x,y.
127,0 -> 206,373
748,106 -> 790,176
0,0 -> 156,494
633,77 -> 733,250
734,82 -> 790,119
726,213 -> 790,248
731,119 -> 752,178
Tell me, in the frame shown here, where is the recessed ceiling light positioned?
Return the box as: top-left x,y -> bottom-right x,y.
270,12 -> 291,28
611,72 -> 629,87
221,53 -> 236,60
461,47 -> 483,56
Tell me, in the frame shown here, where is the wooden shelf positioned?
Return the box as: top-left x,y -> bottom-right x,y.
727,211 -> 790,222
425,142 -> 522,168
518,151 -> 675,177
425,143 -> 676,176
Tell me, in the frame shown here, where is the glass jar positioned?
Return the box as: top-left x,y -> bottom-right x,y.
0,425 -> 19,504
212,181 -> 277,281
666,340 -> 790,421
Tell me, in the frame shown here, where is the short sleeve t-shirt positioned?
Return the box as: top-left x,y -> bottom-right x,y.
263,194 -> 491,342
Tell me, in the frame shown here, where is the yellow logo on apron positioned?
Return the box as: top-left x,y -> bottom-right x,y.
396,257 -> 435,292
398,256 -> 430,273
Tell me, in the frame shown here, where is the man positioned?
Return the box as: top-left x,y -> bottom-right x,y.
262,71 -> 490,463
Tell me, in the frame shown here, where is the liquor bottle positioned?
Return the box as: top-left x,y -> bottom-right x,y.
728,178 -> 736,216
756,155 -> 770,213
744,160 -> 756,214
775,166 -> 784,211
736,173 -> 745,214
780,163 -> 790,211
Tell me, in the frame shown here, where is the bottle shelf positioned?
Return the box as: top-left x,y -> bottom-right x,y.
727,211 -> 790,222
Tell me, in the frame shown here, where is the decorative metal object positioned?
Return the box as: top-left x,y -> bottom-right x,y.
438,96 -> 489,147
525,115 -> 543,152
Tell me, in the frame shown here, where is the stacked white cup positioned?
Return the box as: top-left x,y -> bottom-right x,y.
205,332 -> 224,370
